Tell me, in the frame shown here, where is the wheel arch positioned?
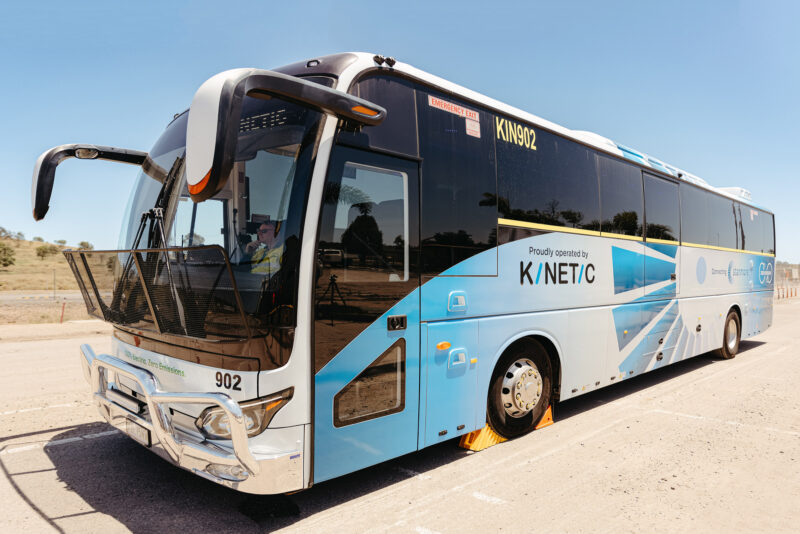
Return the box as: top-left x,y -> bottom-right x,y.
729,303 -> 742,325
486,330 -> 564,404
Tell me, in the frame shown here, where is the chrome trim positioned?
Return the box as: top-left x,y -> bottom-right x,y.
78,344 -> 303,494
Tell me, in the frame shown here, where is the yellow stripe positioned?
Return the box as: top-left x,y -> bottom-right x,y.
681,241 -> 775,257
498,218 -> 600,237
601,232 -> 643,242
499,218 -> 775,257
646,237 -> 680,245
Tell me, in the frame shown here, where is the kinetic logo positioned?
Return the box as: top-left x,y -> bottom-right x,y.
758,262 -> 774,284
520,261 -> 595,286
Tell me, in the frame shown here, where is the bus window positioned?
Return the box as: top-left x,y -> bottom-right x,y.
680,185 -> 709,246
340,74 -> 419,158
598,155 -> 643,238
171,197 -> 227,248
764,213 -> 775,255
707,194 -> 737,249
417,90 -> 497,276
643,173 -> 679,242
333,339 -> 405,427
496,126 -> 600,232
332,162 -> 409,282
739,203 -> 773,254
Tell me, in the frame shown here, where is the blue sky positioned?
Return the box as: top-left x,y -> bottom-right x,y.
2,1 -> 798,260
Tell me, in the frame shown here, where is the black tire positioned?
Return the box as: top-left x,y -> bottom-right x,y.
487,338 -> 553,439
716,310 -> 741,360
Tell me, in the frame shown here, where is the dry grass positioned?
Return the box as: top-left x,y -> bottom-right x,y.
0,238 -> 79,291
0,301 -> 91,325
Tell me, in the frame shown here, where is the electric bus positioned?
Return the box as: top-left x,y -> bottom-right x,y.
31,52 -> 775,494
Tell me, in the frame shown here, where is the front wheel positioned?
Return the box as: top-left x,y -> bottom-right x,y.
716,310 -> 740,360
487,339 -> 553,439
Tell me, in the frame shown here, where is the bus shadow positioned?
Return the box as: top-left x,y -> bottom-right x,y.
29,422 -> 468,532
24,341 -> 764,532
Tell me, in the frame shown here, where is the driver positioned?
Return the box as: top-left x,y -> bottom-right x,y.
244,221 -> 284,275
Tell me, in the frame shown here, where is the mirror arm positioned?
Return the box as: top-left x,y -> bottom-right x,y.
32,144 -> 147,220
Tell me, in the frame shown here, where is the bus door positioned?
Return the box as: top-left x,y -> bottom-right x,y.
312,146 -> 420,483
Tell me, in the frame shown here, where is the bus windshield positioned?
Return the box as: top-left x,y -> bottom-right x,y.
110,93 -> 325,336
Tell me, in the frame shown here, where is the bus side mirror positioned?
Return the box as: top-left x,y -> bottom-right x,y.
31,144 -> 147,220
185,68 -> 387,203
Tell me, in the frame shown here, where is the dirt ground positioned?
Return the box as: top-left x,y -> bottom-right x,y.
0,301 -> 798,532
0,301 -> 91,325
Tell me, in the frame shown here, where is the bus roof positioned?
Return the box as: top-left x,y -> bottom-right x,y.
326,53 -> 769,213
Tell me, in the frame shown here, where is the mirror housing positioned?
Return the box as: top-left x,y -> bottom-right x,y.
32,144 -> 147,220
185,68 -> 387,202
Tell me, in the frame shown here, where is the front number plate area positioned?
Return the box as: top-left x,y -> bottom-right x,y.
125,418 -> 151,447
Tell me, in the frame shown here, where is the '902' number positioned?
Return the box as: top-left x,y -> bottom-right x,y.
215,372 -> 242,391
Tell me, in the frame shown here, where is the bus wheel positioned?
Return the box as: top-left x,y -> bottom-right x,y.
717,310 -> 741,360
487,339 -> 553,439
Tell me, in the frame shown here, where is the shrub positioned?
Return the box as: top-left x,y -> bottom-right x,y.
33,236 -> 44,242
36,244 -> 60,260
55,239 -> 67,246
0,242 -> 15,267
77,241 -> 94,250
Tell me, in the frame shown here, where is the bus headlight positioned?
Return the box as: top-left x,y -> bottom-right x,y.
196,387 -> 293,440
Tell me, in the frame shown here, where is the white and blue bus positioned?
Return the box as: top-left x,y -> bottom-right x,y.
31,52 -> 775,494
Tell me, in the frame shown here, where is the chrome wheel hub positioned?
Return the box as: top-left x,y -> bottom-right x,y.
500,358 -> 542,418
727,317 -> 737,350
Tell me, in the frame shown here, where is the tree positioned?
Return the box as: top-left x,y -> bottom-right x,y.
32,236 -> 44,242
55,239 -> 67,246
36,244 -> 60,260
77,241 -> 94,250
0,227 -> 9,239
0,242 -> 15,267
13,231 -> 24,241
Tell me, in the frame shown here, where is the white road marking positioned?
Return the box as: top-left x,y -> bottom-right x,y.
471,491 -> 506,504
394,466 -> 432,480
651,409 -> 800,437
0,402 -> 83,417
0,428 -> 120,456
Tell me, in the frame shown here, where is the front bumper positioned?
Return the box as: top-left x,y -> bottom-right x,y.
79,344 -> 302,494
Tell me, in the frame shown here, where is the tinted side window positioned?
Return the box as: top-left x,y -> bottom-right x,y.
739,203 -> 773,254
644,173 -> 679,241
333,339 -> 405,427
339,74 -> 419,157
707,194 -> 737,249
418,90 -> 497,275
496,123 -> 600,231
598,155 -> 643,237
764,213 -> 775,255
680,185 -> 708,246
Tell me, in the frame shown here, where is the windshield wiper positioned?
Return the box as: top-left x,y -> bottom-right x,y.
112,155 -> 188,334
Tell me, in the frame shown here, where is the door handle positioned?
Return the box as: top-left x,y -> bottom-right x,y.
448,348 -> 467,368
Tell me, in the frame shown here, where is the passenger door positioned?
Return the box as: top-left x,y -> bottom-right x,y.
313,146 -> 420,483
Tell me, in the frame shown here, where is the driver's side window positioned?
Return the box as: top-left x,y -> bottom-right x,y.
320,161 -> 409,283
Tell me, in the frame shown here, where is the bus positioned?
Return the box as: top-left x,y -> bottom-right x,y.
31,52 -> 775,494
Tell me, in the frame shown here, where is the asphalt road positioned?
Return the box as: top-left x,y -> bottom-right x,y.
1,302 -> 799,533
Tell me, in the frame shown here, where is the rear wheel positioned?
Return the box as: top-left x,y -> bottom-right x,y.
717,310 -> 740,359
487,339 -> 553,439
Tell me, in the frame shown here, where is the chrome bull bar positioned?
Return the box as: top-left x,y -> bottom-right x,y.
77,344 -> 303,493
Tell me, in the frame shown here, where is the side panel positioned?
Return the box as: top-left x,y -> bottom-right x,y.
314,292 -> 420,482
423,320 -> 479,447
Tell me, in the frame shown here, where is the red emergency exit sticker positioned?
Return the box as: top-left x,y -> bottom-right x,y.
428,95 -> 479,122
